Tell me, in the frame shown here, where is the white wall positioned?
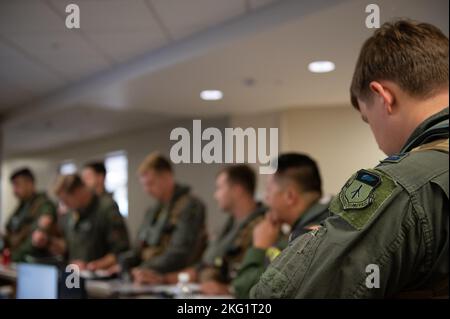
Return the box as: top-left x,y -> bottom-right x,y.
280,106 -> 385,195
230,111 -> 282,201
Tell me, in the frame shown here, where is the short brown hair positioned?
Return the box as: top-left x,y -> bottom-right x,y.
350,19 -> 449,109
138,152 -> 172,175
83,161 -> 106,177
219,164 -> 256,196
10,168 -> 35,183
54,174 -> 84,195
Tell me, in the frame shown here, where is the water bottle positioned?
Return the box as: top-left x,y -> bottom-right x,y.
176,272 -> 191,299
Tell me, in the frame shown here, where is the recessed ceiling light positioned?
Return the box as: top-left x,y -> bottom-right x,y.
308,61 -> 335,73
200,90 -> 223,101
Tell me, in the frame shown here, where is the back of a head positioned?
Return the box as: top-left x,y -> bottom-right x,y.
54,174 -> 85,196
275,153 -> 322,196
221,164 -> 256,197
10,168 -> 35,184
83,161 -> 106,177
138,152 -> 173,175
350,19 -> 449,108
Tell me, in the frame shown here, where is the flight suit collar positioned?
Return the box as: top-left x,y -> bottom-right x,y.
165,183 -> 190,209
16,192 -> 47,218
19,192 -> 39,206
151,183 -> 189,221
77,193 -> 99,219
290,200 -> 330,243
140,184 -> 190,246
201,202 -> 266,270
292,201 -> 327,232
401,107 -> 449,153
8,192 -> 41,232
212,202 -> 265,254
236,202 -> 267,229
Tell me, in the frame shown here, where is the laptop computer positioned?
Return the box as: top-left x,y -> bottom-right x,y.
16,263 -> 58,299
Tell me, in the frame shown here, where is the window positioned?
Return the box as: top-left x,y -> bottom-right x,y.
105,152 -> 128,217
59,161 -> 77,175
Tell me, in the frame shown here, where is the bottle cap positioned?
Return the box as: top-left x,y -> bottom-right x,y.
177,272 -> 190,283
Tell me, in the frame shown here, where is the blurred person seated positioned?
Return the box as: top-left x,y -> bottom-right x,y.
233,153 -> 331,298
1,168 -> 57,263
115,152 -> 207,280
81,161 -> 117,205
136,164 -> 266,297
39,174 -> 130,271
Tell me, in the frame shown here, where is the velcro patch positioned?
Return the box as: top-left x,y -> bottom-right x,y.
380,153 -> 408,164
265,247 -> 281,262
339,169 -> 381,210
330,169 -> 397,230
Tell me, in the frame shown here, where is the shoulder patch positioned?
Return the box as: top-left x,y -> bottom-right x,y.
330,169 -> 398,230
379,153 -> 409,164
339,169 -> 381,210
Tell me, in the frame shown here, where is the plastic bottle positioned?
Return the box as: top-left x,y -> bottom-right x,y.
176,272 -> 192,298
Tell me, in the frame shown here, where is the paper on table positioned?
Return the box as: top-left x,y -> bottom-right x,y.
113,282 -> 201,295
80,270 -> 113,279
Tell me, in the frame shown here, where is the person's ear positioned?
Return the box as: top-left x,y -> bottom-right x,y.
369,81 -> 395,114
230,183 -> 240,199
284,186 -> 297,206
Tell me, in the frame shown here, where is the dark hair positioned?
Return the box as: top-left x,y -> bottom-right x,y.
54,174 -> 85,195
275,153 -> 322,195
84,161 -> 106,177
220,164 -> 256,196
10,168 -> 35,183
350,19 -> 449,109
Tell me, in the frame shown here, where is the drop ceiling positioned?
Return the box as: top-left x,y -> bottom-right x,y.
0,0 -> 448,155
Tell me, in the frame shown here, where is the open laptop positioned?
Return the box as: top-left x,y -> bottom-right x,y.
16,263 -> 86,299
16,263 -> 58,299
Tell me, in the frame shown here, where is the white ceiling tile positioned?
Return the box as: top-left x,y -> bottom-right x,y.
0,80 -> 34,110
0,0 -> 66,35
47,0 -> 169,64
0,42 -> 64,95
249,0 -> 278,10
151,0 -> 246,40
48,0 -> 165,33
9,32 -> 111,82
86,30 -> 168,63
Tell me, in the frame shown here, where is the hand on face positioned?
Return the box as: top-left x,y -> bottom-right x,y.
31,230 -> 49,248
38,215 -> 53,229
252,212 -> 281,249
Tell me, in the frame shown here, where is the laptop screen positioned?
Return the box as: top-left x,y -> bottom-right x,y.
16,263 -> 59,299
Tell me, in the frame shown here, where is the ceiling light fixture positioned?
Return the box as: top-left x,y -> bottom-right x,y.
200,90 -> 223,101
308,61 -> 335,73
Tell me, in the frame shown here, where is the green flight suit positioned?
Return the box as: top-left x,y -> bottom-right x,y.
233,200 -> 330,298
128,184 -> 207,273
62,193 -> 130,262
251,107 -> 449,298
198,203 -> 266,285
5,193 -> 57,262
99,191 -> 119,211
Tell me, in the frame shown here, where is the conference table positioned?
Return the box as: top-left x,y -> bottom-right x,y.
0,264 -> 16,282
0,264 -> 232,299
